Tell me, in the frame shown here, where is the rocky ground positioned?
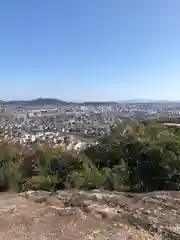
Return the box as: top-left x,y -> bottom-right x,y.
0,190 -> 179,239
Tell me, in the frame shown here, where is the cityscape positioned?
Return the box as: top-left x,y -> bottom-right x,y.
1,98 -> 180,150
1,0 -> 180,239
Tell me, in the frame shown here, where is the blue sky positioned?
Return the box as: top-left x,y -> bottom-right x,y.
0,0 -> 180,101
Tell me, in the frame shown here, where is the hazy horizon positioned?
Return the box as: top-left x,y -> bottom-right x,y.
1,97 -> 180,103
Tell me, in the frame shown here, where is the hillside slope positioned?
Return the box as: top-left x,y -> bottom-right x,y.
0,190 -> 179,239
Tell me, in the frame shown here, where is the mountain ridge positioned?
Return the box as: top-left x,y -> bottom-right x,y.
1,98 -> 180,106
0,98 -> 118,106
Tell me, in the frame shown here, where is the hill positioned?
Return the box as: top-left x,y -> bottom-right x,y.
0,98 -> 118,106
0,98 -> 67,106
0,190 -> 179,239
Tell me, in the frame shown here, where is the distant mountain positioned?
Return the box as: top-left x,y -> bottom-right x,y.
82,101 -> 118,106
118,100 -> 180,106
0,98 -> 67,106
119,99 -> 180,104
0,98 -> 119,106
1,98 -> 180,106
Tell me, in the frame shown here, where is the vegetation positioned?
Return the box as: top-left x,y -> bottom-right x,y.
1,119 -> 180,192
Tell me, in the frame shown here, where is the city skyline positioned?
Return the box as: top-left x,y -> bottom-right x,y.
0,0 -> 180,101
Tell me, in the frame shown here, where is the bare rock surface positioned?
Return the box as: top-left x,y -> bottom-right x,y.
0,190 -> 179,239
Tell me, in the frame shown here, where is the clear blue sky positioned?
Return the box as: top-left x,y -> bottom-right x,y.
0,0 -> 180,101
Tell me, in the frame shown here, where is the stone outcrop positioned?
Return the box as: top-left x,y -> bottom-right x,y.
0,190 -> 179,239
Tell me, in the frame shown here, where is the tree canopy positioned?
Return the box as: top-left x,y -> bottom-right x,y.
0,119 -> 180,192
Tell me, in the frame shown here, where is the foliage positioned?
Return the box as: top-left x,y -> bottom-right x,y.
1,119 -> 180,192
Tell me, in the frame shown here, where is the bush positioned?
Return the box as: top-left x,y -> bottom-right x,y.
1,119 -> 180,192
